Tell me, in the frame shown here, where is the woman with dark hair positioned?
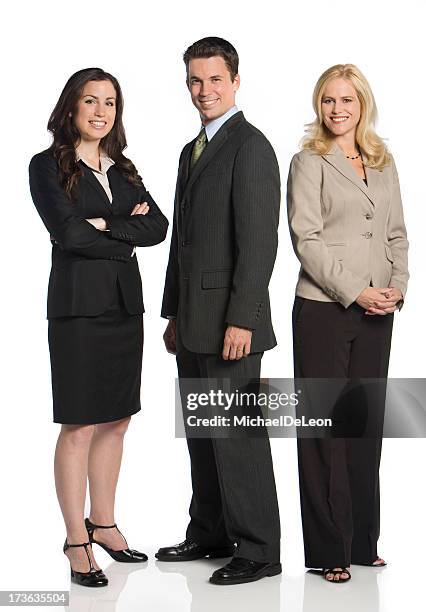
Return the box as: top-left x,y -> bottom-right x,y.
29,68 -> 168,587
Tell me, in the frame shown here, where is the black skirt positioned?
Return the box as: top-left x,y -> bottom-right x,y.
48,284 -> 143,424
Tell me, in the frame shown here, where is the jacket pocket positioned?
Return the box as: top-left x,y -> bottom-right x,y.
384,244 -> 394,263
326,243 -> 346,262
201,269 -> 233,289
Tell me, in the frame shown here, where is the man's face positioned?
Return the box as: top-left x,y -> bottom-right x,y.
187,56 -> 240,125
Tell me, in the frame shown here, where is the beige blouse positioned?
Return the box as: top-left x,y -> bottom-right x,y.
77,152 -> 115,202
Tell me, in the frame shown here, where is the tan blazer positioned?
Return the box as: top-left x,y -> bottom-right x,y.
287,143 -> 409,308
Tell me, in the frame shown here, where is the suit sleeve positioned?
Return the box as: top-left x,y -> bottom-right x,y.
387,156 -> 409,305
225,134 -> 280,330
29,153 -> 133,261
161,204 -> 179,318
161,147 -> 189,319
287,153 -> 367,308
105,185 -> 169,247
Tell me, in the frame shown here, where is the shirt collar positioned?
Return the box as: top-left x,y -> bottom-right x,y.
203,106 -> 239,142
76,150 -> 115,174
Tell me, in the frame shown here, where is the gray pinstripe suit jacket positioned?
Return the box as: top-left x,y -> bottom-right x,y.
161,111 -> 280,354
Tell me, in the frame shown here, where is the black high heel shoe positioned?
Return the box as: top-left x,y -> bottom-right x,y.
85,518 -> 148,563
63,539 -> 108,587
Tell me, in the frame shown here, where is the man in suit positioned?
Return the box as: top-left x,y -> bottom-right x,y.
156,37 -> 281,585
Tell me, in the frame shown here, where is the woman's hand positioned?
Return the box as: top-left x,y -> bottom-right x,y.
356,286 -> 401,315
85,202 -> 149,235
365,286 -> 402,315
86,217 -> 107,231
384,286 -> 403,303
85,202 -> 149,230
131,202 -> 150,216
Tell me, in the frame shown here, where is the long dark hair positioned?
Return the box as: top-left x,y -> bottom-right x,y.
47,67 -> 142,196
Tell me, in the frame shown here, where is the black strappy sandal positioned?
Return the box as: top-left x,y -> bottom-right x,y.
85,518 -> 148,563
323,567 -> 351,583
63,540 -> 108,587
354,557 -> 387,567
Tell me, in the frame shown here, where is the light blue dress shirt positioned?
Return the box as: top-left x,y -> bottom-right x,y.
203,105 -> 239,141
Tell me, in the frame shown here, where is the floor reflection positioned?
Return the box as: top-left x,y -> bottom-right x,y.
302,565 -> 383,612
156,558 -> 281,612
63,555 -> 386,611
67,561 -> 147,611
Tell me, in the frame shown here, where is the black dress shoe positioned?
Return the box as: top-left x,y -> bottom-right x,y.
85,518 -> 148,563
63,540 -> 108,587
210,557 -> 282,585
155,539 -> 235,562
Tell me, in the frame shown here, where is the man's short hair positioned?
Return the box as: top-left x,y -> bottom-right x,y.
183,37 -> 239,81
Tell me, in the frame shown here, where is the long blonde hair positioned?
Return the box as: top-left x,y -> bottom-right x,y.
302,64 -> 390,170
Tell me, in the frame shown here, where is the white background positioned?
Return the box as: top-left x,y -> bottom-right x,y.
1,0 -> 424,610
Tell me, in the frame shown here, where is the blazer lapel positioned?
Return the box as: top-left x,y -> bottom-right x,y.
362,152 -> 384,207
322,143 -> 378,207
81,163 -> 113,212
181,129 -> 228,201
179,141 -> 194,193
176,143 -> 193,238
107,166 -> 128,209
181,111 -> 245,202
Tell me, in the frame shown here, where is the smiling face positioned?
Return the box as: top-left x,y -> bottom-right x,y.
321,77 -> 361,140
73,80 -> 117,143
187,56 -> 240,125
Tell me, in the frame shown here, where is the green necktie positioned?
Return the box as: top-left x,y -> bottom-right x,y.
190,128 -> 207,171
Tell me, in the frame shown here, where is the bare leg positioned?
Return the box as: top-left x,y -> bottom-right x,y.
54,424 -> 101,572
87,417 -> 131,550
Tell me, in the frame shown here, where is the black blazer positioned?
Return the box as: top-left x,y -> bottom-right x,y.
29,150 -> 168,318
161,111 -> 280,354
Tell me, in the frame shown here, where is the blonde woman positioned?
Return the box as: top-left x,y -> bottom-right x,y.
287,64 -> 409,582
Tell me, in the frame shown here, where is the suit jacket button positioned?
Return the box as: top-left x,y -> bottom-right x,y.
365,213 -> 373,220
364,231 -> 373,239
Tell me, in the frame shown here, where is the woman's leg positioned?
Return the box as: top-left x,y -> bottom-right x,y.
87,416 -> 131,550
293,298 -> 354,578
346,310 -> 393,565
54,424 -> 101,572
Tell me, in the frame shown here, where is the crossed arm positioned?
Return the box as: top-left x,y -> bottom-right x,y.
29,154 -> 168,259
